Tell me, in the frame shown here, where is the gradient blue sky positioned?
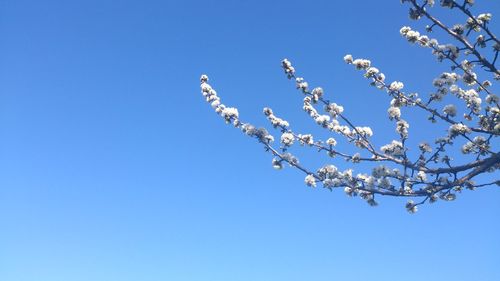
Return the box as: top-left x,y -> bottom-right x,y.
1,1 -> 499,280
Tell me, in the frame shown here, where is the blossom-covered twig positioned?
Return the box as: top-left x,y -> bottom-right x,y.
200,1 -> 499,213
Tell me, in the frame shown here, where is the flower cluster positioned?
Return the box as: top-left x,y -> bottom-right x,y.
416,171 -> 427,182
405,200 -> 418,214
280,132 -> 295,147
281,58 -> 295,78
200,75 -> 239,126
388,106 -> 401,120
443,104 -> 457,117
263,107 -> 290,128
281,152 -> 299,166
400,26 -> 421,43
297,134 -> 314,146
241,124 -> 275,143
389,81 -> 404,92
354,126 -> 374,138
311,87 -> 324,101
396,120 -> 409,138
352,59 -> 371,70
467,13 -> 492,31
453,88 -> 482,114
400,26 -> 463,61
448,123 -> 471,138
381,140 -> 405,157
302,96 -> 337,129
272,158 -> 283,170
461,136 -> 489,155
433,73 -> 458,87
296,77 -> 309,93
304,174 -> 317,187
419,142 -> 432,153
324,102 -> 344,117
326,137 -> 337,146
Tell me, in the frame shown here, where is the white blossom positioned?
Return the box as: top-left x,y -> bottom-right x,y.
396,120 -> 409,138
389,81 -> 404,91
343,54 -> 353,64
344,186 -> 354,196
485,94 -> 499,104
448,123 -> 471,138
416,171 -> 427,181
280,132 -> 295,146
372,165 -> 390,178
282,58 -> 295,76
311,87 -> 324,98
210,99 -> 221,109
352,59 -> 371,70
297,134 -> 314,145
305,174 -> 317,187
264,107 -> 290,128
295,77 -> 309,91
462,72 -> 477,86
318,164 -> 339,180
400,26 -> 411,36
388,106 -> 401,120
363,175 -> 376,187
482,80 -> 492,88
419,142 -> 432,153
406,200 -> 418,213
221,107 -> 239,121
463,136 -> 489,154
326,137 -> 337,146
477,13 -> 492,22
406,30 -> 421,43
272,158 -> 283,170
461,141 -> 474,154
452,89 -> 481,113
324,103 -> 344,117
281,153 -> 299,165
265,134 -> 274,143
351,153 -> 361,163
201,82 -> 212,94
365,67 -> 380,77
381,140 -> 404,157
442,193 -> 456,201
315,114 -> 331,126
254,127 -> 274,143
443,104 -> 457,117
418,35 -> 430,46
200,74 -> 209,83
241,123 -> 256,136
356,126 -> 373,137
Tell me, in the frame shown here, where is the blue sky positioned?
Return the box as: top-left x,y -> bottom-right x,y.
1,0 -> 499,280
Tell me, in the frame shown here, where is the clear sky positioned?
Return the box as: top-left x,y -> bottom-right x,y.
1,0 -> 499,280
